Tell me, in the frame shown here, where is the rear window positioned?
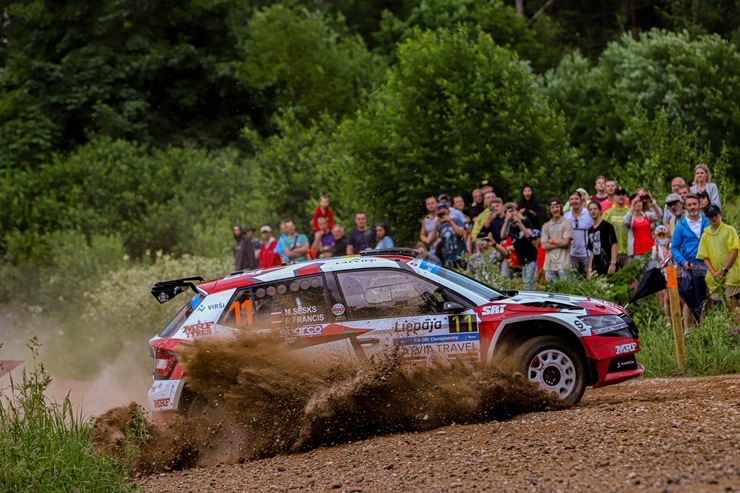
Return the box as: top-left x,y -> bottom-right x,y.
157,293 -> 204,337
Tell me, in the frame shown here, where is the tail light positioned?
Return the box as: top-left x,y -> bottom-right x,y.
154,349 -> 177,380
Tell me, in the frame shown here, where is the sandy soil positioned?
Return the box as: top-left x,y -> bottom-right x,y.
133,374 -> 739,493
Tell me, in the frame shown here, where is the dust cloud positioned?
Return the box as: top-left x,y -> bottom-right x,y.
93,331 -> 564,474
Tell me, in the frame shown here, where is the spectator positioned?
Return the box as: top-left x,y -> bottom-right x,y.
420,195 -> 439,247
697,190 -> 711,214
273,221 -> 287,262
663,177 -> 687,224
664,193 -> 684,235
347,212 -> 370,255
677,183 -> 690,202
471,191 -> 497,240
372,222 -> 394,249
697,204 -> 740,316
258,225 -> 279,268
517,183 -> 543,229
439,193 -> 467,226
311,216 -> 335,258
430,202 -> 467,268
469,188 -> 485,221
624,191 -> 658,260
501,202 -> 538,289
279,219 -> 310,262
651,225 -> 674,322
331,224 -> 348,256
563,187 -> 590,213
690,164 -> 721,210
414,241 -> 442,265
453,195 -> 470,225
480,180 -> 494,196
564,190 -> 593,276
232,224 -> 258,271
591,176 -> 609,205
311,195 -> 334,232
671,193 -> 709,326
602,187 -> 631,268
541,198 -> 573,281
587,201 -> 618,277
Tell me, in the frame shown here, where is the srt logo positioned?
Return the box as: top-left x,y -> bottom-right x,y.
615,342 -> 637,355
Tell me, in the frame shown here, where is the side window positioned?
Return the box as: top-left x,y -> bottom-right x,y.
221,276 -> 329,329
336,270 -> 463,319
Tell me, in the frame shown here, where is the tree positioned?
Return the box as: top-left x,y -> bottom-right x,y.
239,4 -> 385,125
336,27 -> 577,241
544,30 -> 740,185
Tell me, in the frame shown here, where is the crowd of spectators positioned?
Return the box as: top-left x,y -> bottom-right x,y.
231,165 -> 739,328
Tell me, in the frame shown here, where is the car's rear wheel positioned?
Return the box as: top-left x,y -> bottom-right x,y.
514,336 -> 586,405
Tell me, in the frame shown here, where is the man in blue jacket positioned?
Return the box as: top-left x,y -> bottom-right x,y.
671,193 -> 710,326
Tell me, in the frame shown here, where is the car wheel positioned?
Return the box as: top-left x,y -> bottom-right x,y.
514,336 -> 586,405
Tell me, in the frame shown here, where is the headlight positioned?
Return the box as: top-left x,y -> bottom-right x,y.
579,315 -> 629,335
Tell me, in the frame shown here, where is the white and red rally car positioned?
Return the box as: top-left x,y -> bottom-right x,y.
148,249 -> 643,420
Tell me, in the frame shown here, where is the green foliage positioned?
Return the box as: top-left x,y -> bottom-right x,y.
338,27 -> 579,241
376,0 -> 561,72
0,138 -> 255,261
0,338 -> 132,492
240,4 -> 385,124
545,30 -> 740,185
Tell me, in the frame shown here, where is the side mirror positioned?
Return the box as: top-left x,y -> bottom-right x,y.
442,301 -> 465,313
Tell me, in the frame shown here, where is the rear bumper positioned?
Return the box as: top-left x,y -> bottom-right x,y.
148,379 -> 184,413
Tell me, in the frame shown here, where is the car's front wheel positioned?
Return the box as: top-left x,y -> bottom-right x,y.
514,336 -> 586,405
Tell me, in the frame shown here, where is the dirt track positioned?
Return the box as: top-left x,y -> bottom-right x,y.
135,374 -> 739,492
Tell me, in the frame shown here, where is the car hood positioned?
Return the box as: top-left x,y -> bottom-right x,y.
501,290 -> 624,315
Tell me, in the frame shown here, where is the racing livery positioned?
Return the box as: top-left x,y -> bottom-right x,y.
148,249 -> 644,420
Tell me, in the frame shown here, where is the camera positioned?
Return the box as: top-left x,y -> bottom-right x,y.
507,207 -> 514,213
437,211 -> 445,218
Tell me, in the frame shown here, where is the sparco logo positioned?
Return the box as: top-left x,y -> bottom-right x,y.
615,342 -> 637,355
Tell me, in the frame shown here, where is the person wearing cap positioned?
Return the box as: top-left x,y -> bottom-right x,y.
690,164 -> 721,211
430,202 -> 467,268
232,223 -> 258,271
697,204 -> 740,316
603,179 -> 630,212
541,197 -> 573,281
671,193 -> 710,325
651,225 -> 674,322
258,225 -> 279,268
586,200 -> 618,278
438,193 -> 467,226
663,177 -> 687,224
664,193 -> 685,235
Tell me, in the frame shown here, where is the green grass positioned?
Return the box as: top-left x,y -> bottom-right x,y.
0,338 -> 134,493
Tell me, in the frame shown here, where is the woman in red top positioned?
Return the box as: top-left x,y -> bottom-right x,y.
623,192 -> 658,258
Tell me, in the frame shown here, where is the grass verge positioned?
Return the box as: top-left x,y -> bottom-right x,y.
0,337 -> 134,492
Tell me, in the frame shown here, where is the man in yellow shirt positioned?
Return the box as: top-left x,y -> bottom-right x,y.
697,204 -> 740,315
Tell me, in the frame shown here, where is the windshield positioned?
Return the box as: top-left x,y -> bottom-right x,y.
157,293 -> 203,337
415,259 -> 504,300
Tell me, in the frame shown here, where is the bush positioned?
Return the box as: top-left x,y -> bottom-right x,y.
0,338 -> 133,492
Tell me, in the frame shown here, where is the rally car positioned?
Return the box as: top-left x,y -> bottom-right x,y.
148,249 -> 643,421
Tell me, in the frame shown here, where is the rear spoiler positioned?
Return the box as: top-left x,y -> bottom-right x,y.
150,276 -> 204,304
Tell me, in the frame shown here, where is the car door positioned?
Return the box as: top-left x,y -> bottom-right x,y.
333,268 -> 480,363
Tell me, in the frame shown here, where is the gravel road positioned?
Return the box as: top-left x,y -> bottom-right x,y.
134,374 -> 739,493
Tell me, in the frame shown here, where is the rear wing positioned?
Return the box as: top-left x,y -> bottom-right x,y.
150,276 -> 204,304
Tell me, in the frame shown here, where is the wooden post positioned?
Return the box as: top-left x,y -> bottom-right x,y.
665,266 -> 686,369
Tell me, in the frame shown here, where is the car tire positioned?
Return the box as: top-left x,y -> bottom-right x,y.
513,336 -> 586,405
